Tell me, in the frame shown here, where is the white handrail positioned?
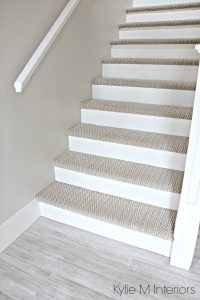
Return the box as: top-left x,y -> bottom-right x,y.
14,0 -> 80,93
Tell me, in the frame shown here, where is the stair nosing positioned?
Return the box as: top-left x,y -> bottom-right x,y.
81,99 -> 193,120
101,57 -> 199,66
119,19 -> 200,29
126,2 -> 200,14
37,181 -> 177,241
67,123 -> 189,154
111,38 -> 200,46
54,151 -> 184,194
92,77 -> 196,91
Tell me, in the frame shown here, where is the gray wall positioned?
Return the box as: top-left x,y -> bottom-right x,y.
0,0 -> 132,225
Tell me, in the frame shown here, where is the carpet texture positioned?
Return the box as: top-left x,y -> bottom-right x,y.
111,38 -> 200,45
54,151 -> 184,194
102,57 -> 199,66
92,77 -> 196,91
81,99 -> 193,120
127,2 -> 200,13
37,181 -> 177,240
119,19 -> 200,29
67,123 -> 189,154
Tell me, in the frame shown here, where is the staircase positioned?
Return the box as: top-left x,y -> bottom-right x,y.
37,0 -> 200,258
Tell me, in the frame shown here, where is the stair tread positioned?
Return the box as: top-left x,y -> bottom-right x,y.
111,38 -> 200,45
54,151 -> 184,194
36,0 -> 195,251
67,123 -> 189,154
81,99 -> 193,119
119,19 -> 200,29
37,181 -> 176,240
127,2 -> 200,13
92,77 -> 196,90
102,57 -> 199,66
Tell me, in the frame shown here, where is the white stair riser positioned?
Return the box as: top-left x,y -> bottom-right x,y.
54,167 -> 180,210
127,10 -> 200,23
92,85 -> 195,107
132,0 -> 200,7
111,45 -> 199,59
40,202 -> 173,257
102,64 -> 198,82
68,136 -> 187,171
81,110 -> 191,136
119,27 -> 200,40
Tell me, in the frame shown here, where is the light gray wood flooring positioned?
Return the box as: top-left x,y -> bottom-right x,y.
0,217 -> 199,299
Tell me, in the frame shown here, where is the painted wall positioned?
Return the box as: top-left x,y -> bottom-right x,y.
0,0 -> 132,225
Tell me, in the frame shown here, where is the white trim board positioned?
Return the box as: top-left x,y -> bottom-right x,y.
40,202 -> 173,257
170,45 -> 200,270
0,199 -> 40,253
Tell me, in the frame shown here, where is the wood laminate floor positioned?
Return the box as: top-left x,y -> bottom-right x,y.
0,217 -> 199,300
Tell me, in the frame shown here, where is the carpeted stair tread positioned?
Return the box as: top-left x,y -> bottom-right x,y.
67,123 -> 189,154
126,2 -> 200,13
119,19 -> 200,29
111,38 -> 200,45
54,151 -> 184,194
92,77 -> 196,91
37,181 -> 177,240
81,99 -> 192,120
102,57 -> 199,66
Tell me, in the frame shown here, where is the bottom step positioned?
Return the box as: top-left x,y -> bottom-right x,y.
37,181 -> 176,257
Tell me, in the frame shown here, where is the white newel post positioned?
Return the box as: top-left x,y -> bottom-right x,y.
170,45 -> 200,270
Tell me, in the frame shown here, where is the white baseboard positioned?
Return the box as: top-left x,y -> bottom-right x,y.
0,199 -> 40,253
40,202 -> 173,257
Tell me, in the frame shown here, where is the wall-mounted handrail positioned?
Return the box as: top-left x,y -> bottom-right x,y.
14,0 -> 80,93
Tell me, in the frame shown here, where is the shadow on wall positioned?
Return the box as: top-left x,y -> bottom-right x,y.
0,0 -> 132,225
